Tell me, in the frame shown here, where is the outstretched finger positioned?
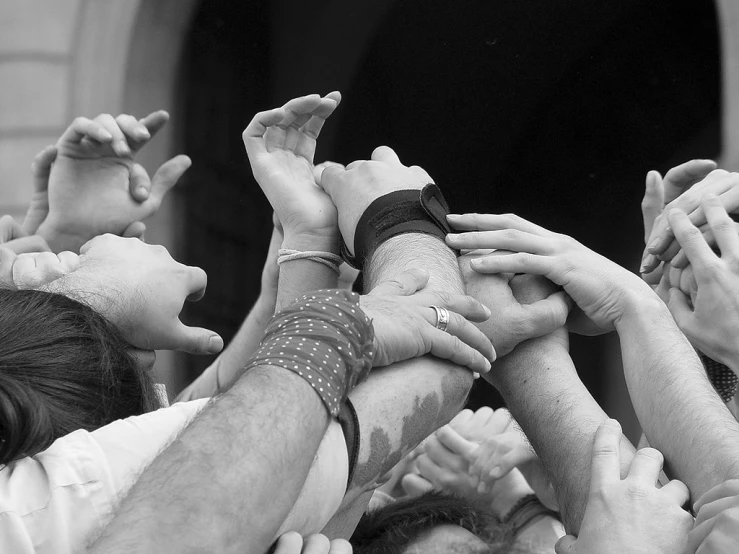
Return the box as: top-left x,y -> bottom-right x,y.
694,479 -> 739,513
148,155 -> 192,209
61,117 -> 114,145
446,229 -> 552,254
662,159 -> 717,203
424,433 -> 469,472
423,320 -> 494,372
702,193 -> 739,260
268,94 -> 323,150
667,209 -> 717,280
642,170 -> 665,243
134,110 -> 169,152
296,91 -> 342,160
368,268 -> 430,296
93,113 -> 130,156
242,107 -> 286,160
30,145 -> 57,189
589,419 -> 622,491
115,114 -> 151,150
470,252 -> 554,278
447,213 -> 556,237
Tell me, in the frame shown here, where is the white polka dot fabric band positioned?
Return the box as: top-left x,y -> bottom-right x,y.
246,290 -> 375,416
700,353 -> 738,403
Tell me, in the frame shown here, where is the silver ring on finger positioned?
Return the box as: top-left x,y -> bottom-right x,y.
430,305 -> 450,332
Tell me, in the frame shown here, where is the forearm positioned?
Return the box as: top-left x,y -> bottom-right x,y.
176,294 -> 276,401
89,367 -> 329,554
327,235 -> 473,527
618,296 -> 739,498
276,234 -> 339,311
493,335 -> 636,534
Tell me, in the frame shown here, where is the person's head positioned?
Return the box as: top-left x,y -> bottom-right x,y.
0,288 -> 160,464
352,491 -> 527,554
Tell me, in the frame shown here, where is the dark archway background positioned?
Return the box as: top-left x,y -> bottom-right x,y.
178,0 -> 720,426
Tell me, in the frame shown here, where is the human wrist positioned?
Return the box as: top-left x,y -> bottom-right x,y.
281,231 -> 340,255
612,286 -> 665,331
35,219 -> 88,253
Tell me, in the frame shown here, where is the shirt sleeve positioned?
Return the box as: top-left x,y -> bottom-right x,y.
0,399 -> 209,554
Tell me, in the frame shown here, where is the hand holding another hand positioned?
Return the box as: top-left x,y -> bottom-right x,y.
555,420 -> 692,554
447,213 -> 654,334
319,146 -> 432,255
686,480 -> 739,554
360,268 -> 494,373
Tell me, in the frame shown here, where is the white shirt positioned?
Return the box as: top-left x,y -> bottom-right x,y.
0,399 -> 347,553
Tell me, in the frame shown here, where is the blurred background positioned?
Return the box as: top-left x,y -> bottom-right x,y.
1,0 -> 737,441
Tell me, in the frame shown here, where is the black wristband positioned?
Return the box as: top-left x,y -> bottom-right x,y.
337,398 -> 360,491
341,183 -> 454,270
502,494 -> 559,537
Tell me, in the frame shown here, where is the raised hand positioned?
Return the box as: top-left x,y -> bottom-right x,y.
41,234 -> 222,355
319,146 -> 432,255
687,480 -> 739,554
555,419 -> 692,554
360,267 -> 495,373
665,197 -> 739,368
36,111 -> 187,252
643,166 -> 739,273
458,250 -> 570,351
243,93 -> 342,249
446,213 -> 653,334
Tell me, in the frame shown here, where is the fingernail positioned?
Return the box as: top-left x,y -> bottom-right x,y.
484,359 -> 492,372
136,186 -> 149,199
117,140 -> 130,155
477,482 -> 488,494
137,129 -> 151,140
209,335 -> 224,353
470,258 -> 482,268
446,214 -> 460,219
483,305 -> 492,318
489,466 -> 501,478
100,130 -> 113,140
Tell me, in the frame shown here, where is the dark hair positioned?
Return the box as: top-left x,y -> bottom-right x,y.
351,491 -> 524,554
0,289 -> 160,464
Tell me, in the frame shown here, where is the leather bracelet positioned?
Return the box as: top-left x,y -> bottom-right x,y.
341,183 -> 454,270
502,494 -> 559,537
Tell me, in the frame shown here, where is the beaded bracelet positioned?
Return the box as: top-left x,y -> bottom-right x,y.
245,289 -> 375,416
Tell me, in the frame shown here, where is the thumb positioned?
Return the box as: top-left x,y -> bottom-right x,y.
667,287 -> 693,331
122,221 -> 146,240
149,155 -> 192,208
368,268 -> 430,296
175,322 -> 224,355
313,161 -> 344,184
555,535 -> 577,554
371,145 -> 401,164
518,291 -> 571,336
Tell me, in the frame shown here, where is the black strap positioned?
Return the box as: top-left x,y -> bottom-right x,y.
337,398 -> 360,490
341,184 -> 454,270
